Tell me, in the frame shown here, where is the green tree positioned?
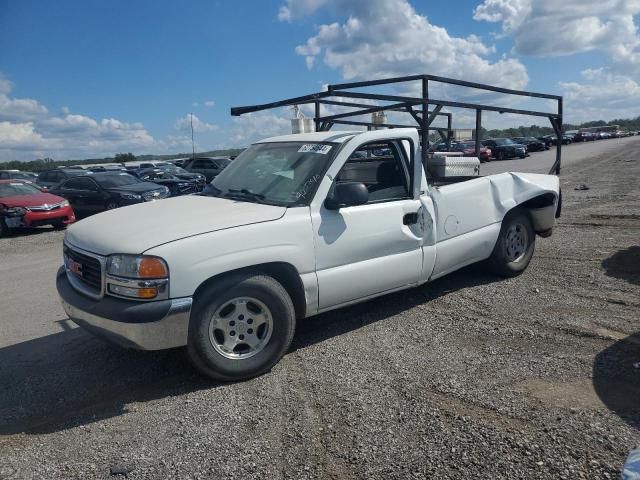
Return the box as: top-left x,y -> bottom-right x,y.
114,152 -> 136,163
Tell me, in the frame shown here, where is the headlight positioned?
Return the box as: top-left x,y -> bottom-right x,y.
60,200 -> 70,207
106,254 -> 169,300
119,193 -> 142,200
107,254 -> 168,278
4,206 -> 26,217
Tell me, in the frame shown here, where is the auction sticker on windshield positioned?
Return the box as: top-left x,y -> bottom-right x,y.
298,144 -> 332,154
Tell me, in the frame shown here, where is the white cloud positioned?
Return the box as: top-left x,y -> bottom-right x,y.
0,74 -> 49,122
0,73 -> 160,160
559,69 -> 640,123
278,0 -> 329,21
174,114 -> 218,133
284,0 -> 528,91
473,0 -> 640,74
230,111 -> 291,144
192,100 -> 216,108
0,122 -> 48,150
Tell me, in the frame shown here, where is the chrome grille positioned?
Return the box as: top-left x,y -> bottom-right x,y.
26,201 -> 64,212
142,189 -> 169,201
63,243 -> 103,294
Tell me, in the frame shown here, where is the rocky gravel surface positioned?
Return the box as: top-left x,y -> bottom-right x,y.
0,139 -> 638,479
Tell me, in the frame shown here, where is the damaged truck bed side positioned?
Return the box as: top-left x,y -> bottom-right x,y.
57,75 -> 562,381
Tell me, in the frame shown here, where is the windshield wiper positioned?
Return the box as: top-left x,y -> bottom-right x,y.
225,188 -> 265,200
222,188 -> 283,205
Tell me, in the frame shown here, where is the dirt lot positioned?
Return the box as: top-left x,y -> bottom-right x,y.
0,138 -> 638,479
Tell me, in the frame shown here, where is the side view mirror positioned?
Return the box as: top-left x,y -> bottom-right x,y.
325,182 -> 368,210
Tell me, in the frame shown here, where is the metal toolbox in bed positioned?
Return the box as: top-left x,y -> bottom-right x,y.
428,154 -> 480,178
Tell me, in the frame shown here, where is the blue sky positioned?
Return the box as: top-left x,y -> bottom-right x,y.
1,0 -> 639,160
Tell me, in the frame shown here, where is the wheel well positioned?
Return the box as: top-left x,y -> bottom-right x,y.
518,192 -> 556,210
505,192 -> 558,232
192,262 -> 307,319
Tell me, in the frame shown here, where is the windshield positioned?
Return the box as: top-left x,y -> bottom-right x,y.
494,139 -> 515,146
143,172 -> 178,181
205,142 -> 337,206
0,182 -> 42,197
162,165 -> 189,175
94,173 -> 142,188
13,172 -> 35,180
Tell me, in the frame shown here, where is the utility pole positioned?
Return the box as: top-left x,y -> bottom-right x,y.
190,112 -> 196,160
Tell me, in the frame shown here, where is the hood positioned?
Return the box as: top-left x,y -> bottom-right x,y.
107,182 -> 164,194
65,195 -> 286,255
0,192 -> 65,208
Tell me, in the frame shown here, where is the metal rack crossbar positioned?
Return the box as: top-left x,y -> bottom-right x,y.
231,74 -> 563,175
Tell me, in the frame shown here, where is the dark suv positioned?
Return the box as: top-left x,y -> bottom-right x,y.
50,172 -> 169,216
184,157 -> 231,182
36,168 -> 86,190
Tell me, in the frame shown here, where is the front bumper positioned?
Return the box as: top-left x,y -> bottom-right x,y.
56,267 -> 192,350
23,206 -> 76,227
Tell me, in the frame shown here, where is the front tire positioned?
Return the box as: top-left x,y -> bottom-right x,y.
487,210 -> 535,277
187,272 -> 296,381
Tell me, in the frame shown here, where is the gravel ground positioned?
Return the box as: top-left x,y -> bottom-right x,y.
0,138 -> 638,479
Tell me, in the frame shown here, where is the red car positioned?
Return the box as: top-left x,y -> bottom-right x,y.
0,180 -> 76,236
451,142 -> 492,162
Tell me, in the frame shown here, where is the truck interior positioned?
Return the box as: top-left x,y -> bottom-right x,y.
231,74 -> 563,189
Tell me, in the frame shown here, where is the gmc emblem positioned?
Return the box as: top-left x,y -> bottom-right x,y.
68,259 -> 83,276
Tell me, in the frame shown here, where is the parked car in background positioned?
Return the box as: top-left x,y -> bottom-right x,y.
573,132 -> 595,142
184,156 -> 231,182
482,138 -> 527,160
88,165 -> 126,173
450,141 -> 492,162
512,137 -> 547,152
50,172 -> 169,216
157,164 -> 206,189
36,168 -> 86,191
0,179 -> 75,236
137,169 -> 201,196
0,170 -> 39,181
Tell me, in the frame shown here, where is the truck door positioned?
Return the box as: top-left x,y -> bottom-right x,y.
311,137 -> 424,310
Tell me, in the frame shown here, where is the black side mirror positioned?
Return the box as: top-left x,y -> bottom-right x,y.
325,182 -> 369,210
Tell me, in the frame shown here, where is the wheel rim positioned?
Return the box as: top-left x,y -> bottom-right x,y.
106,202 -> 118,210
504,222 -> 529,262
208,297 -> 273,359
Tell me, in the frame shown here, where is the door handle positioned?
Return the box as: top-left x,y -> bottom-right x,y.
403,212 -> 419,225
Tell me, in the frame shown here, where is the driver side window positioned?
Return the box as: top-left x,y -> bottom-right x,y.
336,141 -> 410,203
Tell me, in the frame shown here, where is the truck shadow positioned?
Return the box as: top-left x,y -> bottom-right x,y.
592,332 -> 640,430
601,246 -> 640,286
0,328 -> 211,436
0,264 -> 500,436
292,263 -> 500,350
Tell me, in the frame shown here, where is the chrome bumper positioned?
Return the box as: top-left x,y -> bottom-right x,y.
57,267 -> 192,350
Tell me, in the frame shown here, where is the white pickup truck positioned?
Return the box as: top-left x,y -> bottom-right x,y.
57,128 -> 560,380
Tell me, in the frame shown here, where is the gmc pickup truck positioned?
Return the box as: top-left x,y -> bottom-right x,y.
57,128 -> 560,381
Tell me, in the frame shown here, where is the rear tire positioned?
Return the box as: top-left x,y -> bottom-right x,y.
187,272 -> 296,381
487,210 -> 535,277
